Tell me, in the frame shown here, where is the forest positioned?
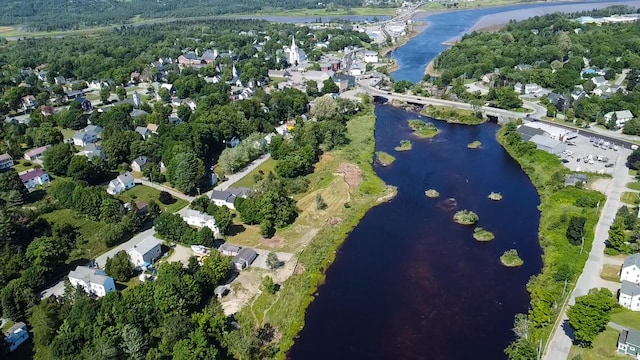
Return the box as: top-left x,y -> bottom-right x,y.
1,0 -> 365,31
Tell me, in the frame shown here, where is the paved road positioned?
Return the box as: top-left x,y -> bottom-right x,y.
544,153 -> 631,360
209,153 -> 271,193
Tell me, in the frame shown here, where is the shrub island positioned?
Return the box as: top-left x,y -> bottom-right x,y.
500,249 -> 524,267
488,192 -> 503,201
375,151 -> 396,166
467,141 -> 482,149
453,210 -> 479,225
395,140 -> 412,151
473,227 -> 495,241
408,119 -> 440,138
425,189 -> 440,198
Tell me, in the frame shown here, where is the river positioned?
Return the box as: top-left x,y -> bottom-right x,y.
289,1 -> 639,359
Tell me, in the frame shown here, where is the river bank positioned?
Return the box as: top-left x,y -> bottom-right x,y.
229,101 -> 394,359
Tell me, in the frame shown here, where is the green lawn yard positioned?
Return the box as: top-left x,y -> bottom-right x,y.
117,185 -> 187,213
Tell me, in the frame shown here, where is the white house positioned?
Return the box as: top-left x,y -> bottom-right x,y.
209,187 -> 253,210
107,171 -> 135,195
19,169 -> 50,191
4,322 -> 29,352
0,153 -> 14,170
130,156 -> 148,172
72,131 -> 96,147
620,280 -> 640,311
68,266 -> 116,298
135,126 -> 151,139
591,75 -> 607,87
514,82 -> 542,95
128,236 -> 162,267
363,51 -> 379,63
24,145 -> 50,162
605,110 -> 634,128
350,64 -> 364,76
181,209 -> 220,236
622,254 -> 640,284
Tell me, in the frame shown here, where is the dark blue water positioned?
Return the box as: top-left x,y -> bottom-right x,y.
391,0 -> 640,83
289,105 -> 542,359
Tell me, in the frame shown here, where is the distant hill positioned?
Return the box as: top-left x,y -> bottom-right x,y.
2,0 -> 365,31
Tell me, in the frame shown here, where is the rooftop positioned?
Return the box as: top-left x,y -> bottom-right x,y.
19,169 -> 47,182
624,254 -> 640,269
68,266 -> 112,286
621,280 -> 640,296
0,153 -> 13,162
620,328 -> 640,347
130,235 -> 161,256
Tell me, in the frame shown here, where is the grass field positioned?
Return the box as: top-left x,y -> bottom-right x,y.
568,327 -> 620,360
117,185 -> 187,213
59,127 -> 76,140
12,159 -> 38,173
600,264 -> 621,282
229,158 -> 277,189
621,191 -> 639,205
627,182 -> 640,191
40,209 -> 108,262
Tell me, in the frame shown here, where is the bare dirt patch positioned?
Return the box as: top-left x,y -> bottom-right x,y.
0,27 -> 14,33
336,162 -> 362,187
328,217 -> 342,226
260,236 -> 284,248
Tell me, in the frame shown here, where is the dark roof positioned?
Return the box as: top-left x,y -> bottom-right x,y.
233,248 -> 257,265
622,328 -> 640,347
219,243 -> 241,253
20,169 -> 47,182
565,174 -> 588,183
516,125 -> 546,141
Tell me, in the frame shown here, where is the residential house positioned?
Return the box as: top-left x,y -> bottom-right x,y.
482,73 -> 498,83
19,169 -> 50,191
24,145 -> 50,162
621,254 -> 640,284
180,209 -> 220,236
77,143 -> 106,160
131,156 -> 149,172
68,266 -> 116,298
72,130 -> 98,147
232,247 -> 258,270
128,236 -> 162,267
147,124 -> 159,134
605,110 -> 634,128
21,95 -> 36,112
571,88 -> 587,101
350,64 -> 364,76
591,75 -> 607,87
564,174 -> 588,187
4,322 -> 29,352
39,105 -> 54,116
547,93 -> 568,112
107,171 -> 135,195
618,328 -> 640,356
514,64 -> 533,71
75,96 -> 93,111
333,74 -> 356,93
209,187 -> 253,210
219,243 -> 241,256
54,76 -> 66,85
514,82 -> 542,95
124,201 -> 148,215
0,153 -> 15,170
619,281 -> 640,311
131,109 -> 149,119
135,126 -> 151,140
363,50 -> 379,63
529,135 -> 568,155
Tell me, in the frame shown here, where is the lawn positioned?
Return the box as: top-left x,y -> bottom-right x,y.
611,308 -> 640,329
568,327 -> 620,360
40,209 -> 108,262
59,127 -> 76,140
117,185 -> 187,213
600,264 -> 621,283
621,191 -> 639,205
229,158 -> 277,189
12,159 -> 38,173
627,182 -> 640,191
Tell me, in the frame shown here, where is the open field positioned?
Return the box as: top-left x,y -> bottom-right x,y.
621,191 -> 639,205
117,185 -> 188,213
229,158 -> 277,189
627,181 -> 640,191
568,327 -> 620,360
12,159 -> 38,173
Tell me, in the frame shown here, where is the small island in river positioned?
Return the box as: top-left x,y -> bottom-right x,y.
375,151 -> 396,166
425,189 -> 440,198
408,119 -> 440,138
395,139 -> 413,151
473,227 -> 495,242
500,249 -> 524,267
488,192 -> 503,201
468,141 -> 482,149
453,210 -> 479,225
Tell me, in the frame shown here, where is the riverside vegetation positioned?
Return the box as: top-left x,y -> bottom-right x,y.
498,122 -> 604,358
422,105 -> 485,125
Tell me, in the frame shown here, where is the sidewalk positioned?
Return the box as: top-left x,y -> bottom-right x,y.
209,153 -> 271,193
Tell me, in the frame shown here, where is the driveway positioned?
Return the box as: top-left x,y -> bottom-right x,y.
208,153 -> 271,193
544,154 -> 631,359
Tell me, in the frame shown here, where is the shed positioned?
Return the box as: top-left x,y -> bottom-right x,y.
219,243 -> 242,256
564,174 -> 588,187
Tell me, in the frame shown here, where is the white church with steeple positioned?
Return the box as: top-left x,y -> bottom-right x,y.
285,35 -> 307,67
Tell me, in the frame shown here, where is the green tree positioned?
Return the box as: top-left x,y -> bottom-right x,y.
0,278 -> 36,320
266,252 -> 280,270
608,217 -> 627,252
322,78 -> 339,94
207,203 -> 233,236
566,216 -> 586,246
310,95 -> 340,121
487,87 -> 523,110
67,155 -> 94,181
567,288 -> 617,345
116,86 -> 127,101
305,80 -> 320,97
166,152 -> 204,194
121,323 -> 146,360
261,276 -> 276,294
0,170 -> 28,201
100,87 -> 111,104
42,143 -> 75,176
105,251 -> 135,282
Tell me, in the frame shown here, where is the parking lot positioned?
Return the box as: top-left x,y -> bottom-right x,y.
558,132 -> 632,174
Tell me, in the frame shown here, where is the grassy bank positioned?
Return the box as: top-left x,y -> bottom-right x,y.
569,309 -> 640,359
232,101 -> 390,358
497,123 -> 605,356
423,105 -> 485,125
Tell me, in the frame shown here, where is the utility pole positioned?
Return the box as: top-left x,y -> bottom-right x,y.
561,279 -> 568,298
580,235 -> 585,254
